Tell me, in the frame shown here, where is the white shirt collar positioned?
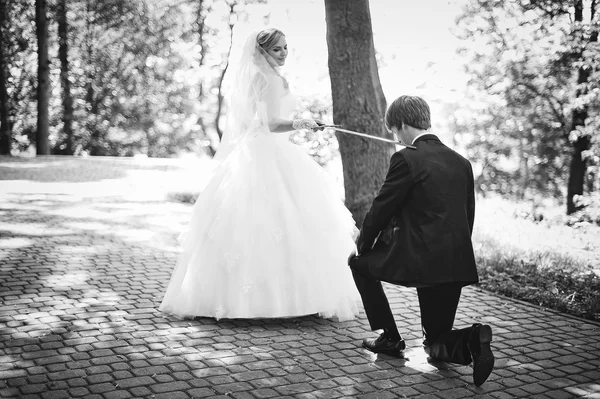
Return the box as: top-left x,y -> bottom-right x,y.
411,132 -> 431,145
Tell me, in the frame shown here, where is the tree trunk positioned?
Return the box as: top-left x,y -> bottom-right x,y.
214,3 -> 235,141
324,0 -> 394,227
566,0 -> 596,214
197,0 -> 208,97
518,136 -> 528,200
36,0 -> 50,155
195,0 -> 216,156
57,0 -> 74,155
0,0 -> 11,155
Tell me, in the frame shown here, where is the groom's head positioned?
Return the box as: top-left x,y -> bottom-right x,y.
385,96 -> 431,143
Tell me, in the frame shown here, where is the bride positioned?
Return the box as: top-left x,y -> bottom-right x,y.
159,28 -> 360,321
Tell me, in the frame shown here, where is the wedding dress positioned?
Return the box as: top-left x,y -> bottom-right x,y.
159,32 -> 360,321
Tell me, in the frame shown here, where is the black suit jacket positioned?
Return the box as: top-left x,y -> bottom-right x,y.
355,134 -> 478,287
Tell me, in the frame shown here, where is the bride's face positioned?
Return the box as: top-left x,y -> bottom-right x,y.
265,37 -> 288,67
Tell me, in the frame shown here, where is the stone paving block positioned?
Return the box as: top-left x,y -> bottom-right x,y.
41,390 -> 70,399
88,382 -> 117,394
66,387 -> 90,397
212,381 -> 254,394
544,390 -> 581,399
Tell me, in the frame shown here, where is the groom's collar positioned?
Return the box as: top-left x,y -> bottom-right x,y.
411,132 -> 439,145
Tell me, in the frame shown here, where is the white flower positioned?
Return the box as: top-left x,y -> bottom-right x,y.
241,276 -> 253,294
224,252 -> 239,272
272,228 -> 284,243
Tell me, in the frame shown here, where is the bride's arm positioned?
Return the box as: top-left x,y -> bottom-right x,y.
268,118 -> 323,133
267,118 -> 296,133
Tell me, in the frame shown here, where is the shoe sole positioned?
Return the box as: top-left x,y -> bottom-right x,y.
473,325 -> 494,387
362,342 -> 404,358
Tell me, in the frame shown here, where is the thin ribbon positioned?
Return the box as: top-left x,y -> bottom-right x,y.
322,125 -> 417,150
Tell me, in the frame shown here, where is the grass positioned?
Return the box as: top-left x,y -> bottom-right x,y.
473,196 -> 600,322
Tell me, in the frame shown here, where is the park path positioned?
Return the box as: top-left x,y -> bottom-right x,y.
1,156 -> 599,399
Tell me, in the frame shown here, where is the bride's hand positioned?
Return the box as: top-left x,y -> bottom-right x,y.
292,118 -> 319,131
313,121 -> 326,132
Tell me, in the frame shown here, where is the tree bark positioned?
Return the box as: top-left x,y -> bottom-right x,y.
324,0 -> 394,227
195,0 -> 217,156
0,0 -> 11,155
35,0 -> 50,155
36,0 -> 50,155
566,0 -> 596,214
57,0 -> 74,155
197,0 -> 208,97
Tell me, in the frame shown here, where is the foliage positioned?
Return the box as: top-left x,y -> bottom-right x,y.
473,195 -> 600,321
455,0 -> 599,209
455,0 -> 573,199
289,95 -> 338,167
570,191 -> 600,225
2,0 -> 271,158
2,0 -> 37,152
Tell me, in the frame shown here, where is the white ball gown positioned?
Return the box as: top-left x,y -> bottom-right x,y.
159,37 -> 360,321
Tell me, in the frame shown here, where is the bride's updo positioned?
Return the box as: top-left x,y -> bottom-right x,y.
257,28 -> 285,51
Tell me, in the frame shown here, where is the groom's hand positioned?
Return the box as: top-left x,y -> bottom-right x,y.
347,249 -> 357,267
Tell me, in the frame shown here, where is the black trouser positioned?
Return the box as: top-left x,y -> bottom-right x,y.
417,284 -> 472,365
350,254 -> 473,365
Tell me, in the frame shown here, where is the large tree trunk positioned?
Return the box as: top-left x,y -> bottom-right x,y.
0,0 -> 11,155
57,0 -> 74,155
324,0 -> 394,227
36,0 -> 50,155
566,0 -> 597,214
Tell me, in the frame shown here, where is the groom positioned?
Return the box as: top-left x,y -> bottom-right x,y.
348,95 -> 494,386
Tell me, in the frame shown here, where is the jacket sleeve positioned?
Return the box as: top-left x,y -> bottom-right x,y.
467,161 -> 475,235
357,151 -> 415,255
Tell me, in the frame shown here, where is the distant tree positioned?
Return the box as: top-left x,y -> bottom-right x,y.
2,1 -> 35,154
564,0 -> 598,214
0,0 -> 10,155
35,0 -> 50,155
457,0 -> 599,213
214,1 -> 236,141
456,0 -> 571,198
199,0 -> 266,155
56,0 -> 74,155
195,0 -> 214,155
324,0 -> 394,226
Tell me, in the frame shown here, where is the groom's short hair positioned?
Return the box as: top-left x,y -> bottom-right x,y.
385,95 -> 431,130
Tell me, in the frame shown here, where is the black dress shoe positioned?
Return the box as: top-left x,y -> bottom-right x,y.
362,333 -> 406,357
468,323 -> 495,386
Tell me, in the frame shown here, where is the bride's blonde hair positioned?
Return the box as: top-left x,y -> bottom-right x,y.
256,28 -> 285,51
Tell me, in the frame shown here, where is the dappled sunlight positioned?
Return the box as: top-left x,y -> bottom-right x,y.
113,227 -> 158,243
43,271 -> 91,288
474,196 -> 600,270
401,346 -> 439,373
0,222 -> 75,236
565,383 -> 600,396
62,220 -> 113,233
0,237 -> 35,249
